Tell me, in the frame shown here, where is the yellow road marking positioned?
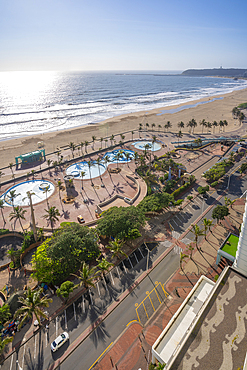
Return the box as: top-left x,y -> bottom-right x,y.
154,288 -> 162,304
126,320 -> 138,327
148,295 -> 155,312
88,342 -> 113,370
142,302 -> 149,319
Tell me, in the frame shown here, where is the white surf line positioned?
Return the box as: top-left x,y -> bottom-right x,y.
73,302 -> 77,321
9,354 -> 14,370
97,282 -> 101,297
110,271 -> 115,285
64,309 -> 68,329
34,334 -> 37,359
116,266 -> 121,279
22,343 -> 26,367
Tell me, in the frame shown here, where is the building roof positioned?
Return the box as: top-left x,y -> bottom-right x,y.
168,267 -> 247,370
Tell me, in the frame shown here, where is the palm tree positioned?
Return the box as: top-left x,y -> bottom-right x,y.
81,170 -> 86,189
105,138 -> 108,148
85,140 -> 89,153
0,199 -> 6,226
200,119 -> 207,133
47,159 -> 52,176
158,124 -> 162,132
125,152 -> 131,168
178,121 -> 184,130
131,131 -> 134,141
191,224 -> 204,250
92,135 -> 96,150
177,130 -> 183,144
7,190 -> 20,210
9,206 -> 27,233
146,122 -> 149,131
165,121 -> 172,132
151,123 -> 155,131
43,206 -> 60,232
69,142 -> 76,158
96,257 -> 114,278
110,135 -> 115,146
0,171 -> 5,185
87,160 -> 94,186
43,185 -> 51,208
115,151 -> 123,169
120,134 -> 125,142
57,180 -> 63,199
9,163 -> 14,177
239,112 -> 245,126
202,218 -> 211,240
207,121 -> 212,133
73,262 -> 97,290
213,121 -> 218,133
223,120 -> 228,131
96,157 -> 102,180
80,142 -> 84,156
219,120 -> 224,132
187,120 -> 193,134
0,336 -> 13,358
100,137 -> 104,148
106,239 -> 127,260
191,118 -> 197,134
14,287 -> 52,328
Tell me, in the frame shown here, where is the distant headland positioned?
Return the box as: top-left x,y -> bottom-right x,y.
181,68 -> 247,78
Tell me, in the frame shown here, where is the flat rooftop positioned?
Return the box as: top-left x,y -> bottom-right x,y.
169,267 -> 247,370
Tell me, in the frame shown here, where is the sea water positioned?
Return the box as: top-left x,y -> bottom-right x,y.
0,70 -> 246,141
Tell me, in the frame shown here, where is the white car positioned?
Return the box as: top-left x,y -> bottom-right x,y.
51,332 -> 69,352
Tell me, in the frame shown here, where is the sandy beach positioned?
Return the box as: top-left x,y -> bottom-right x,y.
0,87 -> 247,170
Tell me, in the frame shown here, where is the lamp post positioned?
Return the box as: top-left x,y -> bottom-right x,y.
16,360 -> 23,370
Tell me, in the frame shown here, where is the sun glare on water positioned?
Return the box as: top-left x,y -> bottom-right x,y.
0,71 -> 58,106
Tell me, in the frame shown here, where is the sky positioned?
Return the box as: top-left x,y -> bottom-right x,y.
0,0 -> 247,72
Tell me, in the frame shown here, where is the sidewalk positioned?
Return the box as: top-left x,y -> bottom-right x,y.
92,198 -> 245,370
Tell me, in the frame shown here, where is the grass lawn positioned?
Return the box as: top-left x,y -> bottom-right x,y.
222,234 -> 239,257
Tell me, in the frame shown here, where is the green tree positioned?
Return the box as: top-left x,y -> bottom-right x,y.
202,218 -> 212,240
32,223 -> 100,284
9,163 -> 14,177
81,170 -> 86,189
85,140 -> 89,153
7,190 -> 20,210
138,192 -> 174,213
56,281 -> 75,303
213,121 -> 218,133
212,205 -> 229,224
9,206 -> 27,233
110,135 -> 115,146
0,304 -> 11,326
0,336 -> 13,357
69,142 -> 76,158
14,288 -> 52,328
7,247 -> 20,268
197,185 -> 209,195
73,262 -> 97,290
106,239 -> 127,260
200,119 -> 207,133
96,257 -> 114,278
43,206 -> 60,232
87,160 -> 93,186
96,206 -> 146,240
92,135 -> 96,150
178,121 -> 184,130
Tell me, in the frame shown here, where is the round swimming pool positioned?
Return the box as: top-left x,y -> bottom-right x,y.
1,180 -> 55,207
103,149 -> 134,164
66,161 -> 106,180
133,141 -> 161,151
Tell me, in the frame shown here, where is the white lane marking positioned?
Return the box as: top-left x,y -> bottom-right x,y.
172,218 -> 179,226
116,266 -> 121,279
56,316 -> 58,337
10,354 -> 14,370
97,282 -> 101,297
110,271 -> 115,285
82,295 -> 85,313
133,252 -> 139,264
64,309 -> 68,329
34,334 -> 37,359
138,248 -> 144,259
73,302 -> 77,321
22,343 -> 26,368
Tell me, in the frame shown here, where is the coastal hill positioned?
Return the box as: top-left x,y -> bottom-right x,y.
181,68 -> 247,78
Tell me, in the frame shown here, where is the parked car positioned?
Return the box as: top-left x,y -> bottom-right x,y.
51,332 -> 69,352
77,215 -> 85,224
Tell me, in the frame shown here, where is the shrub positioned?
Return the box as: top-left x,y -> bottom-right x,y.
0,229 -> 10,236
187,195 -> 193,201
211,181 -> 218,188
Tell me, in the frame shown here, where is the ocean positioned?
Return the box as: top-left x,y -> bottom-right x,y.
0,70 -> 247,142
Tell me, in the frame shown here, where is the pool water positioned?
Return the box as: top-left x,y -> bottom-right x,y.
133,141 -> 161,151
66,149 -> 134,180
1,180 -> 55,207
66,161 -> 106,180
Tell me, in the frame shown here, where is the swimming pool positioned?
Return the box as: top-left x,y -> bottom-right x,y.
133,141 -> 161,151
1,180 -> 55,207
66,149 -> 134,180
66,161 -> 107,180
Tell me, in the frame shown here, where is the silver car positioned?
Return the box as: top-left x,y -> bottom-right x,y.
51,332 -> 69,352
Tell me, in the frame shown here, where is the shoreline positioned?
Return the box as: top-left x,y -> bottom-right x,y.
0,87 -> 247,169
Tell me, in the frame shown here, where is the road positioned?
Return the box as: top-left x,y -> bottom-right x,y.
2,156 -> 247,370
